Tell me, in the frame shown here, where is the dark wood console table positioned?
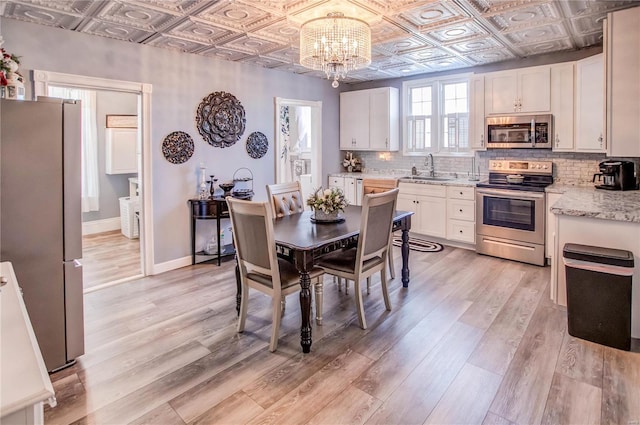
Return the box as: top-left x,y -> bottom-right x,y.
188,198 -> 236,266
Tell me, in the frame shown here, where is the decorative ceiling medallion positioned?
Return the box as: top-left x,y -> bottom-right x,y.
196,91 -> 246,148
162,131 -> 194,164
246,131 -> 269,159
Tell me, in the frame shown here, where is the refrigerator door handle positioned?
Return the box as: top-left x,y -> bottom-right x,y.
73,259 -> 82,268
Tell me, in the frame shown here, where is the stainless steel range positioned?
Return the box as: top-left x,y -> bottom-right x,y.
476,160 -> 553,266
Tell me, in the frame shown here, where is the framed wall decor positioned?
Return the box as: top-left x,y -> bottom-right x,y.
246,131 -> 268,159
195,91 -> 246,148
162,131 -> 194,164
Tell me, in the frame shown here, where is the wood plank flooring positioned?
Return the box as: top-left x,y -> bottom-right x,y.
82,230 -> 141,290
45,246 -> 640,425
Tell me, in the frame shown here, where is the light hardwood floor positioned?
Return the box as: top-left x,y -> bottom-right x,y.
82,230 -> 141,290
45,246 -> 640,425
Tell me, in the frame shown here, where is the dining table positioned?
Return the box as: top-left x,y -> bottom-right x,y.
235,205 -> 413,353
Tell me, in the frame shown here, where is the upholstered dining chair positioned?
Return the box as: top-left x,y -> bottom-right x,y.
362,178 -> 398,277
227,197 -> 325,352
266,181 -> 305,219
317,189 -> 399,330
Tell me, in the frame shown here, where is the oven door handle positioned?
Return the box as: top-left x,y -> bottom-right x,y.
476,188 -> 545,200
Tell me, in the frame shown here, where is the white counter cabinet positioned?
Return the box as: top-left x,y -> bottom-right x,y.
398,182 -> 475,245
1,262 -> 56,425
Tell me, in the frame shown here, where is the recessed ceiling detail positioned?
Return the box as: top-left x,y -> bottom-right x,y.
2,0 -> 638,84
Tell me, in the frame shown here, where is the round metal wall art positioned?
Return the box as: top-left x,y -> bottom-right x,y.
162,131 -> 194,164
196,91 -> 246,148
246,131 -> 268,159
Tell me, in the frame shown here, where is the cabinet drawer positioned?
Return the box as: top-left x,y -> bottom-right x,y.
447,220 -> 476,243
447,199 -> 475,221
447,186 -> 475,200
329,176 -> 344,187
398,182 -> 446,197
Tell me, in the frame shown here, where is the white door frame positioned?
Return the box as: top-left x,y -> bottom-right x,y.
274,97 -> 322,192
32,70 -> 154,279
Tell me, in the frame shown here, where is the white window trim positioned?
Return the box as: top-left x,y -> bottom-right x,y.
402,73 -> 473,157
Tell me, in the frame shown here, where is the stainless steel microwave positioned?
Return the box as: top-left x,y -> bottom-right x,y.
485,114 -> 553,149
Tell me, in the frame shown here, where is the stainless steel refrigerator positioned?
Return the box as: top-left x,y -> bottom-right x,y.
1,97 -> 85,372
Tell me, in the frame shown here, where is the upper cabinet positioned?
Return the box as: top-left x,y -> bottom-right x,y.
469,75 -> 486,150
485,66 -> 551,114
550,62 -> 575,151
340,87 -> 399,151
576,54 -> 606,152
106,128 -> 137,174
606,6 -> 640,157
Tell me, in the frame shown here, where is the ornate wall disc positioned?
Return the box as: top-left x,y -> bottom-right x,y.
162,131 -> 194,164
246,131 -> 268,159
195,91 -> 246,148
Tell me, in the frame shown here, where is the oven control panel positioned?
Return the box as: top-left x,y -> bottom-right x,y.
488,160 -> 552,175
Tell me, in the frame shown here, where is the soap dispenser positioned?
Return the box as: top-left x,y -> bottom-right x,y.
411,164 -> 417,176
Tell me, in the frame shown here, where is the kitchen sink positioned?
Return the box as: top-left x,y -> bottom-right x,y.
404,175 -> 454,181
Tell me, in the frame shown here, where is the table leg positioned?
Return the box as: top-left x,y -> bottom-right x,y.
299,271 -> 312,353
401,228 -> 410,287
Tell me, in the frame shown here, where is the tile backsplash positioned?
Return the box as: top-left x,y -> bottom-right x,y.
350,150 -> 640,185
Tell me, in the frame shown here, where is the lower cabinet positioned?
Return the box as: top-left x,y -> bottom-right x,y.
398,182 -> 475,244
446,186 -> 476,243
328,175 -> 361,206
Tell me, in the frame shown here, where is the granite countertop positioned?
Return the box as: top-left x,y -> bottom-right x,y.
329,172 -> 480,187
549,186 -> 640,223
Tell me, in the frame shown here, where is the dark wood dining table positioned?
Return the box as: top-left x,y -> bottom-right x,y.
263,205 -> 414,353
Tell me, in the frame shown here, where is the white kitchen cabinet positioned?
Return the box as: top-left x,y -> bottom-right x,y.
446,186 -> 475,244
1,262 -> 56,425
339,90 -> 369,150
545,192 -> 562,261
469,75 -> 486,150
328,175 -> 360,206
576,54 -> 606,152
398,182 -> 447,238
106,128 -> 137,174
606,7 -> 640,157
340,87 -> 399,151
550,62 -> 575,151
485,66 -> 551,114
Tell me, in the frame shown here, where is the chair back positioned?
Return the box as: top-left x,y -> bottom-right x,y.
362,178 -> 398,197
266,181 -> 305,219
356,188 -> 399,270
226,197 -> 280,285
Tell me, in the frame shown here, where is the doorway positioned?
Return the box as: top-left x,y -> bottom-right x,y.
274,98 -> 322,199
33,70 -> 153,292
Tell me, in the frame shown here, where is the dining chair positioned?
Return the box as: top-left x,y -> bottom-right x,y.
317,188 -> 399,330
227,197 -> 325,352
266,181 -> 305,219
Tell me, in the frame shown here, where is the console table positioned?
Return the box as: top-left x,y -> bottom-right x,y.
188,198 -> 236,266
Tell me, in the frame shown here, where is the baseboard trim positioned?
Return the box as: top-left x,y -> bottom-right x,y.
151,256 -> 192,275
83,217 -> 121,235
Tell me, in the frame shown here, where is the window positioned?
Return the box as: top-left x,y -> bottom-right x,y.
403,76 -> 470,155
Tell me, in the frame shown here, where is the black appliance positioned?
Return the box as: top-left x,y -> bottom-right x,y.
592,160 -> 637,190
476,160 -> 554,266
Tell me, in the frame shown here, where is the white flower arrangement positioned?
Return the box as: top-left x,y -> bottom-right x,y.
306,187 -> 348,214
342,151 -> 360,171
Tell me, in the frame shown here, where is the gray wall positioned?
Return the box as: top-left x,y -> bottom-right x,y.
1,17 -> 341,264
82,90 -> 138,223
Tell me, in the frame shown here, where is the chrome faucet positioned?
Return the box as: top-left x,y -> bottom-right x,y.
425,153 -> 435,177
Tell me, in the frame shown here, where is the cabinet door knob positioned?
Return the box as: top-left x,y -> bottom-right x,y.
459,209 -> 463,212
555,134 -> 559,147
459,230 -> 463,233
598,134 -> 603,147
480,135 -> 484,146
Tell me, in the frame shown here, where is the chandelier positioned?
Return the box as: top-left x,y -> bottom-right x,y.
299,12 -> 372,88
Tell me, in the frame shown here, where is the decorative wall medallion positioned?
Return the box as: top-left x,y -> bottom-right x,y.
246,131 -> 268,159
162,131 -> 194,164
196,91 -> 246,148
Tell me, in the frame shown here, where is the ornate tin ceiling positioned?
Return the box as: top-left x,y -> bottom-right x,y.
1,0 -> 638,83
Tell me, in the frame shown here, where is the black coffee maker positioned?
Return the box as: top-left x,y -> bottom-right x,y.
592,160 -> 637,190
